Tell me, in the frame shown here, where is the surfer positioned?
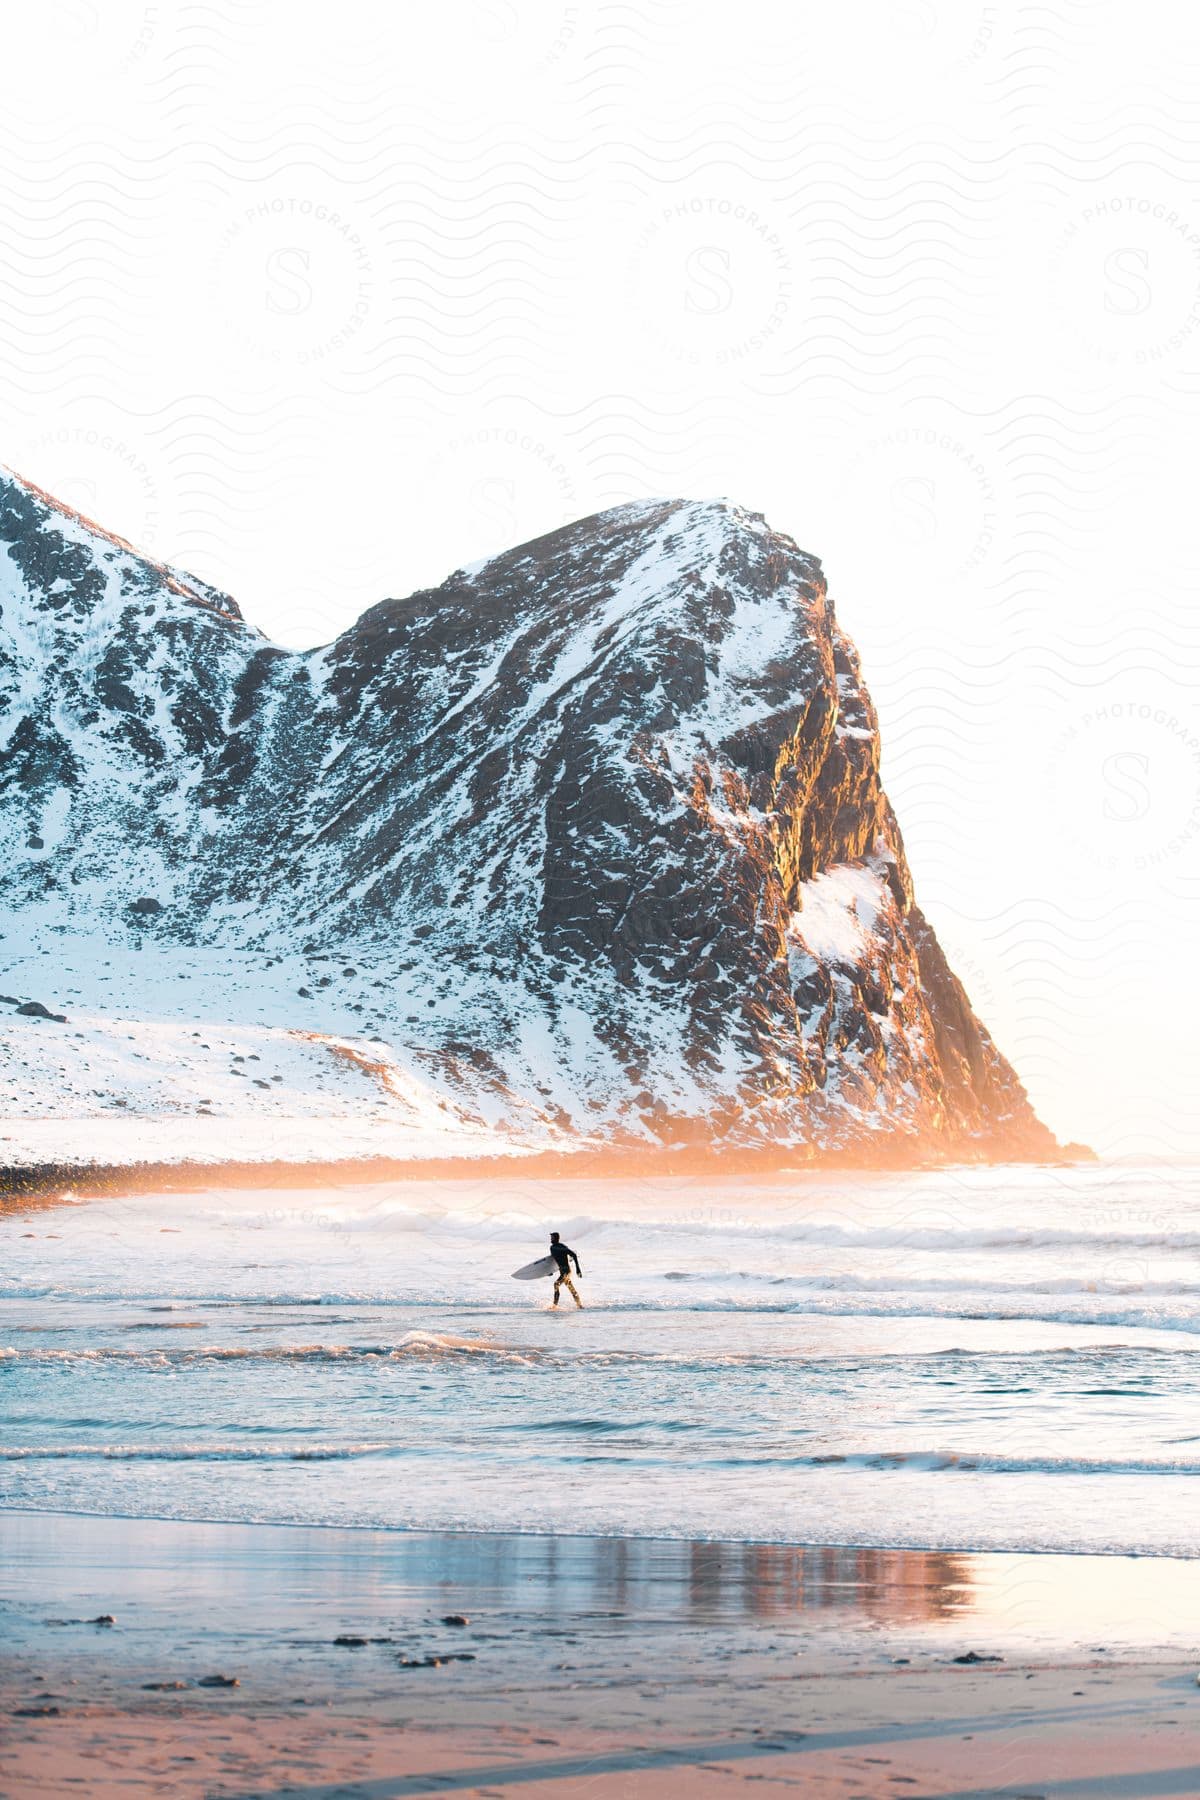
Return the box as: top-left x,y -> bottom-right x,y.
549,1231 -> 583,1309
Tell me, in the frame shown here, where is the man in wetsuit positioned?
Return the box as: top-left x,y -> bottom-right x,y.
549,1231 -> 583,1309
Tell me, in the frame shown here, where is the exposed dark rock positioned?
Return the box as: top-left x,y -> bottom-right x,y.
0,473 -> 1058,1163
16,1001 -> 67,1022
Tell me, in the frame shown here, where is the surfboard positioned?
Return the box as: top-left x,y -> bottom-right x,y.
511,1255 -> 558,1281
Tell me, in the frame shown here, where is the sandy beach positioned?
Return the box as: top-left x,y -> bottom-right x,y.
6,1169 -> 1200,1796
2,1510 -> 1199,1798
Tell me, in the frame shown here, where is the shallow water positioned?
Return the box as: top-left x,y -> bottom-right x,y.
3,1163 -> 1200,1554
8,1511 -> 1200,1676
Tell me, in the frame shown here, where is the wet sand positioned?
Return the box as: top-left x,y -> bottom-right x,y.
2,1511 -> 1198,1797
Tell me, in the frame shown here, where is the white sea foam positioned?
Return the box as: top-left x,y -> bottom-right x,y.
8,1444 -> 1200,1478
5,1165 -> 1200,1555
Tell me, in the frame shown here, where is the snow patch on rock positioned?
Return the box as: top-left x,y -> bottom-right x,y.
0,473 -> 1054,1168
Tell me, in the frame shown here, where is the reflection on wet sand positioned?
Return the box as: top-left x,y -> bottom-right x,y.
689,1543 -> 974,1624
6,1511 -> 1200,1685
1,1512 -> 974,1636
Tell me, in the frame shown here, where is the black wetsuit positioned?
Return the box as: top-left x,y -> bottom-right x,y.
550,1241 -> 582,1306
550,1241 -> 581,1277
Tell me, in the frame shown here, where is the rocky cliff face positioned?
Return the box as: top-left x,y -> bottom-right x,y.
0,469 -> 1055,1165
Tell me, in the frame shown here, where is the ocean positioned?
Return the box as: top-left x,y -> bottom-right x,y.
3,1163 -> 1199,1557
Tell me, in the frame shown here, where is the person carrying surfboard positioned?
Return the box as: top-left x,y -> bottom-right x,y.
549,1232 -> 583,1309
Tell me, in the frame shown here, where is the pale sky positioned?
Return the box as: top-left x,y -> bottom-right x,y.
2,0 -> 1198,1157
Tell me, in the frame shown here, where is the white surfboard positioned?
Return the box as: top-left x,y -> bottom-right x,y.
511,1255 -> 558,1280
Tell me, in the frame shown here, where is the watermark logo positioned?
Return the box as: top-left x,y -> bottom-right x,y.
535,3 -> 580,70
211,195 -> 376,367
843,426 -> 996,578
417,1 -> 580,78
19,426 -> 162,554
422,424 -> 580,563
1055,196 -> 1200,368
628,197 -> 795,368
936,947 -> 998,1027
0,0 -> 159,78
1051,697 -> 1200,874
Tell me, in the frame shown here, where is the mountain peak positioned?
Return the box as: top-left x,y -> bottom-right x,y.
452,496 -> 799,588
0,486 -> 1056,1172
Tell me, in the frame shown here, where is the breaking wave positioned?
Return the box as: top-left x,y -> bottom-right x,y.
0,1331 -> 544,1367
6,1442 -> 1200,1479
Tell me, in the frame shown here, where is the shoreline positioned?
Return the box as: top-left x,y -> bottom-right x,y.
3,1510 -> 1198,1798
0,1139 -> 1094,1204
7,1508 -> 1200,1653
5,1501 -> 1200,1565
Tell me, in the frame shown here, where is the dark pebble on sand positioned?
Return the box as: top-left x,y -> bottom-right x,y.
197,1674 -> 239,1687
952,1652 -> 1004,1664
441,1614 -> 470,1627
333,1636 -> 370,1647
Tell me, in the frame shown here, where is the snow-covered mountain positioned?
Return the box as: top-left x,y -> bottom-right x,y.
0,469 -> 1056,1173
